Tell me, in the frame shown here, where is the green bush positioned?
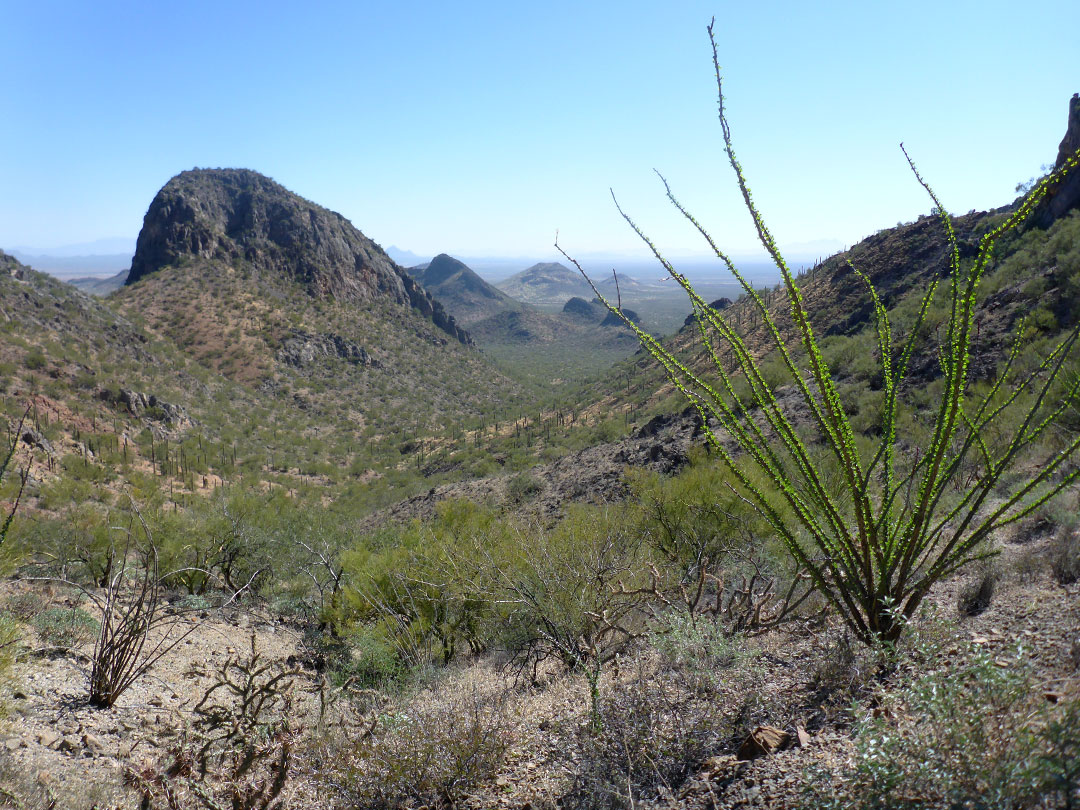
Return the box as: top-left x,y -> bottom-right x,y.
32,606 -> 99,647
22,349 -> 46,371
803,646 -> 1080,808
506,471 -> 543,503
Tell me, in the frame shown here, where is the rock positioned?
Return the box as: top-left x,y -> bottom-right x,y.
81,733 -> 104,756
99,387 -> 190,424
58,735 -> 80,753
20,427 -> 54,457
36,729 -> 59,749
736,726 -> 791,760
276,330 -> 380,369
699,754 -> 746,779
1032,93 -> 1080,229
4,738 -> 23,751
796,725 -> 812,748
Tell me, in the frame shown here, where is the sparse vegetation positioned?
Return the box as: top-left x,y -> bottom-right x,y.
327,684 -> 510,809
31,606 -> 98,648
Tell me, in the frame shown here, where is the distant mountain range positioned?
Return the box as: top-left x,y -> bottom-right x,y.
495,262 -> 644,307
9,251 -> 131,278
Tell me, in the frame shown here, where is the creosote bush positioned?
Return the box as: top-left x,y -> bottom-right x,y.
560,19 -> 1080,645
803,645 -> 1080,808
330,684 -> 510,809
31,606 -> 99,648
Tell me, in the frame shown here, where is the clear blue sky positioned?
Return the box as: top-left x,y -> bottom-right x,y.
2,0 -> 1077,263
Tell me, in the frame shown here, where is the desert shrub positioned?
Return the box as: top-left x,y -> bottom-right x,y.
1049,526 -> 1080,585
22,349 -> 46,371
2,588 -> 48,622
506,471 -> 544,503
0,406 -> 30,552
126,635 -> 301,810
18,503 -> 117,586
650,611 -> 756,695
340,624 -> 409,689
31,606 -> 99,647
561,630 -> 765,809
0,612 -> 18,716
803,646 -> 1080,809
497,505 -> 656,732
340,501 -> 506,671
329,685 -> 510,809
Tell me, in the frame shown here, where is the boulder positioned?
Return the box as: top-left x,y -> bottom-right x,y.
736,725 -> 791,760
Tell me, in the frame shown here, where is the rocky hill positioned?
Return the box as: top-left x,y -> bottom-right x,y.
495,261 -> 595,305
406,253 -> 522,325
113,170 -> 516,437
127,168 -> 469,344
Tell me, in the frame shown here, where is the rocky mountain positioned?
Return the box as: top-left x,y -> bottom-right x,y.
112,169 -> 518,438
127,168 -> 468,345
406,253 -> 521,325
561,296 -> 640,327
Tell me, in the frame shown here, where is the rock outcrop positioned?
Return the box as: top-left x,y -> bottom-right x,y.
98,388 -> 190,424
275,330 -> 380,369
1032,93 -> 1080,229
683,297 -> 733,327
562,296 -> 600,320
127,169 -> 470,344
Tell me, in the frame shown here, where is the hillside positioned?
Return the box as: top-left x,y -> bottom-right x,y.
113,169 -> 520,435
401,254 -> 641,385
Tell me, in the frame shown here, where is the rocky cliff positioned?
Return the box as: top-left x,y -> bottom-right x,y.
1032,93 -> 1080,229
127,169 -> 470,344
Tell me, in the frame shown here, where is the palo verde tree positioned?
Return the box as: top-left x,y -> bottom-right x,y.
559,20 -> 1080,645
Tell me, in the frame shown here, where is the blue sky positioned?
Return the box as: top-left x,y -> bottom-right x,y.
1,0 -> 1077,264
